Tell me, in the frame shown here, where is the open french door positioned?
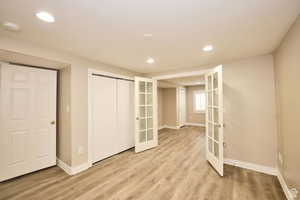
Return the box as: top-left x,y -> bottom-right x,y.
134,77 -> 158,153
205,65 -> 224,176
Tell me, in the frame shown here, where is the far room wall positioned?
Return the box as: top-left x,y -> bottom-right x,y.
157,88 -> 177,128
186,85 -> 205,125
154,54 -> 277,169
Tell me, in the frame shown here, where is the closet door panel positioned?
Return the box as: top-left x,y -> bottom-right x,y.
117,80 -> 134,152
92,76 -> 117,163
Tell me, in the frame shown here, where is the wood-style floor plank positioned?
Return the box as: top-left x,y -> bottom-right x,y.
0,127 -> 286,200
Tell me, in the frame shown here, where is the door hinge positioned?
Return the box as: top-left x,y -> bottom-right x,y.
290,188 -> 298,199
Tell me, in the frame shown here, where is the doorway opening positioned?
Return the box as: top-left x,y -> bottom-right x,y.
153,65 -> 224,176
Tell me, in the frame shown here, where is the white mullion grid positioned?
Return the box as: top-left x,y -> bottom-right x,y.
145,81 -> 148,142
211,73 -> 215,156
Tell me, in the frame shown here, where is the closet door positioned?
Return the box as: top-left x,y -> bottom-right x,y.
117,80 -> 134,152
92,76 -> 117,163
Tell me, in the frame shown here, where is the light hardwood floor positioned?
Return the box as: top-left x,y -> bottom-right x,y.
0,126 -> 285,200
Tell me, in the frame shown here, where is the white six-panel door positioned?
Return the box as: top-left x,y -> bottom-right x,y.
205,65 -> 224,176
0,63 -> 57,181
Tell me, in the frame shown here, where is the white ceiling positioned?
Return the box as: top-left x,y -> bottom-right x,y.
166,75 -> 205,86
0,0 -> 299,73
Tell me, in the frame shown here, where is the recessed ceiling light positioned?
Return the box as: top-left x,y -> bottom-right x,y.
144,33 -> 153,37
36,11 -> 55,23
2,22 -> 20,32
147,58 -> 155,64
203,45 -> 213,52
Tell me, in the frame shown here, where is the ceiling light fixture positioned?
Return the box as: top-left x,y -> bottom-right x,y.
203,45 -> 213,52
2,22 -> 20,32
36,11 -> 55,23
143,33 -> 153,37
147,58 -> 155,64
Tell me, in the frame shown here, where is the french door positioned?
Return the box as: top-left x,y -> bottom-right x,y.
134,77 -> 158,153
205,65 -> 224,176
0,63 -> 57,181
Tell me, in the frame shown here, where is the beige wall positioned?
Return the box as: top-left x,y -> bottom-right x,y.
57,66 -> 71,165
157,88 -> 177,127
274,15 -> 300,190
223,55 -> 277,168
186,85 -> 205,124
157,88 -> 164,127
0,35 -> 139,167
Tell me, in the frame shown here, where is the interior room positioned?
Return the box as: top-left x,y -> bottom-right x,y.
157,75 -> 206,129
0,1 -> 300,200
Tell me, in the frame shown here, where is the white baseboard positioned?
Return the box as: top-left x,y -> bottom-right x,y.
184,122 -> 205,127
56,158 -> 89,175
224,158 -> 277,176
277,170 -> 295,200
159,125 -> 180,130
164,125 -> 180,129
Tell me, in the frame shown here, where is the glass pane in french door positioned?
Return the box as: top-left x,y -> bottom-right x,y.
147,82 -> 153,93
212,71 -> 220,158
138,80 -> 154,143
138,81 -> 146,143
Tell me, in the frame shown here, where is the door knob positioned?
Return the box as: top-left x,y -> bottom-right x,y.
51,121 -> 56,125
136,117 -> 139,120
216,123 -> 223,128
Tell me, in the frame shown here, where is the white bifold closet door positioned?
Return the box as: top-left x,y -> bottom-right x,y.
0,63 -> 57,181
92,75 -> 134,163
117,80 -> 134,152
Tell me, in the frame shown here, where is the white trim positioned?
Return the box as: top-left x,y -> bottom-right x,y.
57,158 -> 72,175
88,69 -> 134,81
184,122 -> 205,127
87,69 -> 134,167
152,69 -> 210,80
88,69 -> 93,168
163,125 -> 180,130
158,125 -> 166,130
224,159 -> 277,176
57,158 -> 89,175
277,170 -> 295,200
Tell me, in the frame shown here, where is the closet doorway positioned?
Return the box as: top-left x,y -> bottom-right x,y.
88,70 -> 158,166
89,71 -> 134,164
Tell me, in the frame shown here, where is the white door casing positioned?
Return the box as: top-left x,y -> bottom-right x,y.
178,87 -> 186,127
0,63 -> 57,181
205,65 -> 224,176
134,77 -> 158,153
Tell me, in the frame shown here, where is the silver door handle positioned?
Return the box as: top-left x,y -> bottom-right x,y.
51,121 -> 56,125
